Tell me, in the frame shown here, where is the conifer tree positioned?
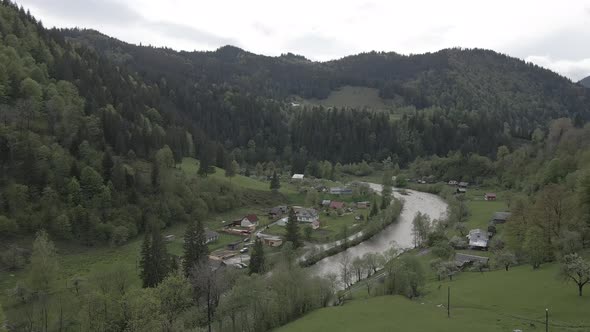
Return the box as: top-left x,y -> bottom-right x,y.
381,184 -> 392,210
285,207 -> 301,248
225,159 -> 238,182
182,220 -> 208,277
369,197 -> 379,218
140,223 -> 170,287
249,238 -> 265,274
270,171 -> 281,192
101,150 -> 114,182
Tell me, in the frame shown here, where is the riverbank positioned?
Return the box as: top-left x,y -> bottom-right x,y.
307,184 -> 448,288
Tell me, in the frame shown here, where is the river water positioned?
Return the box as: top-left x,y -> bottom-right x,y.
308,183 -> 448,284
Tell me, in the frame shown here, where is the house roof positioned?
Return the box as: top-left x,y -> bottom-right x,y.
269,206 -> 287,214
329,201 -> 345,209
455,253 -> 489,265
492,212 -> 511,221
245,214 -> 258,222
292,174 -> 304,179
205,230 -> 219,239
485,193 -> 497,197
467,229 -> 489,247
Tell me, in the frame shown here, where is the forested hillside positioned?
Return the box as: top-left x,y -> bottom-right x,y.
580,75 -> 590,88
1,0 -> 590,243
62,28 -> 590,160
0,1 -> 278,246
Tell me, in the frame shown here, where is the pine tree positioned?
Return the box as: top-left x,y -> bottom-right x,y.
139,233 -> 153,288
249,237 -> 265,274
381,184 -> 392,210
139,224 -> 170,287
270,171 -> 280,192
182,220 -> 208,277
225,159 -> 238,182
198,142 -> 216,177
285,207 -> 301,248
151,161 -> 160,190
369,197 -> 379,218
101,150 -> 114,182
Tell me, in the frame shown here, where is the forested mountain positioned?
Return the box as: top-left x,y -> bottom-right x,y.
62,28 -> 590,160
1,0 -> 590,245
0,1 -> 277,246
580,75 -> 590,88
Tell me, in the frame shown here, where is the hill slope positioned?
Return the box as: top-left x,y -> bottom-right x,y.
580,75 -> 590,88
279,263 -> 590,332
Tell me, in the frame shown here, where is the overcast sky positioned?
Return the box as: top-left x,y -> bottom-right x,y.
16,0 -> 590,81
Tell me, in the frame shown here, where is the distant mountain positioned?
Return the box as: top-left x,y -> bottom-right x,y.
64,29 -> 589,117
580,76 -> 590,88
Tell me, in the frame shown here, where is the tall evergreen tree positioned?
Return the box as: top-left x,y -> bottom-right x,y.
370,197 -> 379,217
249,237 -> 265,274
101,150 -> 114,182
285,207 -> 301,248
198,142 -> 216,177
139,224 -> 170,287
381,184 -> 392,210
151,161 -> 160,190
270,171 -> 281,192
224,159 -> 238,182
182,220 -> 208,277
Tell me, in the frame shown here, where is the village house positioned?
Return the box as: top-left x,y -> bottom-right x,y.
484,193 -> 497,201
329,201 -> 345,210
458,181 -> 469,188
455,253 -> 489,269
466,229 -> 489,250
448,180 -> 458,186
329,187 -> 353,195
269,205 -> 288,219
227,241 -> 242,251
232,214 -> 259,228
293,206 -> 320,224
257,233 -> 283,247
291,173 -> 304,180
205,230 -> 219,244
321,199 -> 332,207
356,201 -> 371,209
490,212 -> 512,225
164,234 -> 175,242
456,187 -> 467,194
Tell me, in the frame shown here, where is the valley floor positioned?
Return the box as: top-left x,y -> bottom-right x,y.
277,262 -> 590,332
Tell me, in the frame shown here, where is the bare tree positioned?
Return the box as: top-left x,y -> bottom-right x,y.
190,261 -> 228,332
339,254 -> 352,289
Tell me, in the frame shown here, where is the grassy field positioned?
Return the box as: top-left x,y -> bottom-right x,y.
302,86 -> 395,111
279,263 -> 590,332
463,188 -> 509,230
265,211 -> 365,243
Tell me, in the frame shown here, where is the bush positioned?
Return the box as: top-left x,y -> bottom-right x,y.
111,226 -> 130,246
0,215 -> 18,236
449,236 -> 468,249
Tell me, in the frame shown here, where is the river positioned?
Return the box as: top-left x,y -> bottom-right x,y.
308,183 -> 448,286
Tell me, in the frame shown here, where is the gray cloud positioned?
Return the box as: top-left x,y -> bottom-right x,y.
509,27 -> 590,60
146,21 -> 238,48
19,0 -> 236,48
22,0 -> 140,25
252,22 -> 273,36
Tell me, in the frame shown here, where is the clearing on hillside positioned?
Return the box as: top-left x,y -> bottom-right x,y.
301,86 -> 397,111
